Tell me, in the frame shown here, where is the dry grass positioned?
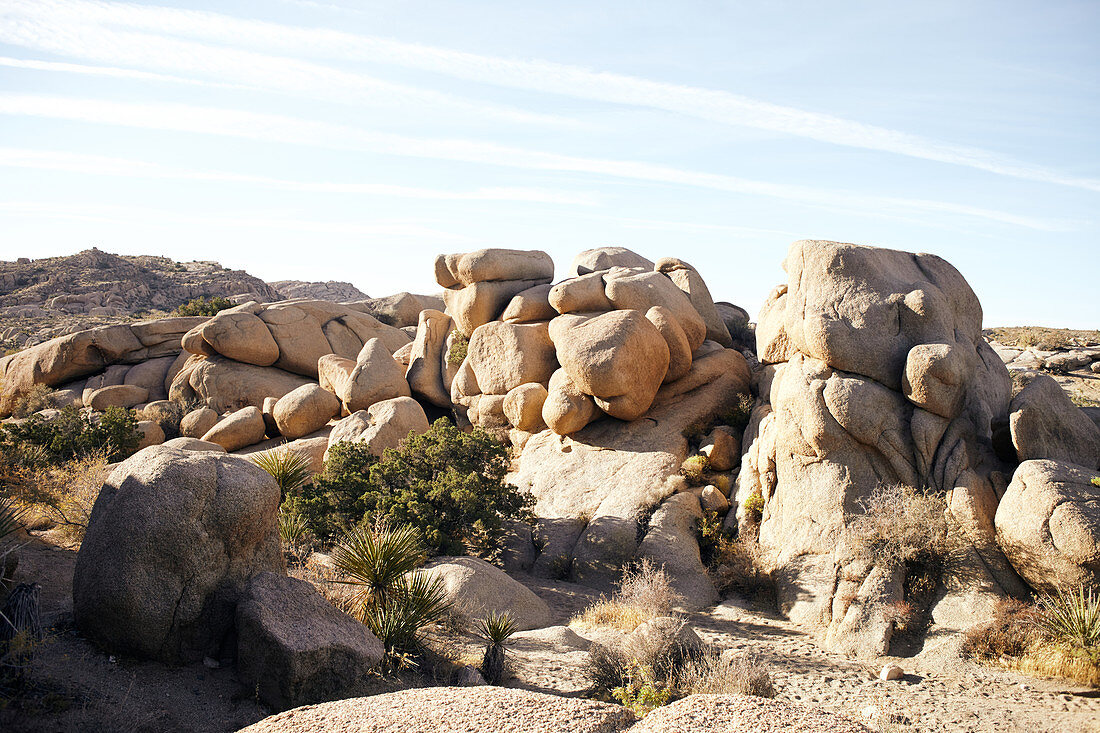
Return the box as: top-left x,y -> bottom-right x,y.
10,385 -> 56,419
679,651 -> 776,697
571,560 -> 681,632
288,554 -> 360,616
4,451 -> 109,545
845,483 -> 949,569
986,326 -> 1100,350
680,455 -> 708,485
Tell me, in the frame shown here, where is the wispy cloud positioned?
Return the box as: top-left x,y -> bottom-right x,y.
0,148 -> 600,206
0,200 -> 475,240
0,5 -> 578,128
7,0 -> 1096,192
0,94 -> 1069,231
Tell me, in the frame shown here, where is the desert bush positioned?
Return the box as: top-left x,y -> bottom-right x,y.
0,406 -> 140,467
611,665 -> 672,717
680,455 -> 708,485
292,418 -> 534,556
174,295 -> 233,317
696,510 -> 725,566
1093,477 -> 1100,489
741,489 -> 764,522
719,392 -> 755,433
2,451 -> 109,545
679,650 -> 776,697
573,560 -> 681,632
331,521 -> 451,661
710,535 -> 773,603
446,330 -> 469,367
962,598 -> 1039,661
845,483 -> 949,569
277,506 -> 314,566
252,448 -> 313,498
10,386 -> 55,419
475,611 -> 518,684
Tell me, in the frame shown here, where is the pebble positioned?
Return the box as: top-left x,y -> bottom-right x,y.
880,663 -> 904,681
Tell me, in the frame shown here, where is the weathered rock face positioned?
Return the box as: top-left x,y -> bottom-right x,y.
436,249 -> 555,336
181,300 -> 410,378
170,355 -> 312,413
1009,374 -> 1100,470
422,556 -> 555,631
738,240 -> 1022,658
325,396 -> 430,459
996,460 -> 1100,594
571,246 -> 654,276
236,572 -> 384,711
511,348 -> 751,588
405,309 -> 453,408
0,317 -> 205,416
348,292 -> 446,328
73,446 -> 283,663
273,384 -> 340,440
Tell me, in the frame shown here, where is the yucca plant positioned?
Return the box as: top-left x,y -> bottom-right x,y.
331,522 -> 451,659
0,497 -> 26,541
251,448 -> 313,498
1036,586 -> 1100,655
277,506 -> 313,565
476,611 -> 518,684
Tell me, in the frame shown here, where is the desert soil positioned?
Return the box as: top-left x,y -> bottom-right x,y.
6,538 -> 1100,732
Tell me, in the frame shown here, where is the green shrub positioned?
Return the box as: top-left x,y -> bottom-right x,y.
742,490 -> 764,522
331,522 -> 451,660
293,418 -> 534,556
0,405 -> 141,466
1037,586 -> 1100,655
174,296 -> 233,317
680,455 -> 708,485
1092,477 -> 1100,489
612,666 -> 672,717
719,392 -> 754,433
446,330 -> 469,367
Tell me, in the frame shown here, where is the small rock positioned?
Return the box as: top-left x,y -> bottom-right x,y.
880,663 -> 904,681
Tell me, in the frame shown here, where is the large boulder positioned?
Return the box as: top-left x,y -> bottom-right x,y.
202,406 -> 268,451
442,278 -> 551,336
738,240 -> 1023,657
571,246 -> 654,276
513,349 -> 751,587
541,368 -> 599,436
422,556 -> 555,631
466,321 -> 558,396
549,311 -> 669,421
501,283 -> 556,324
637,492 -> 717,608
996,460 -> 1100,594
180,407 -> 219,438
405,309 -> 453,408
504,383 -> 549,433
87,384 -> 148,410
0,317 -> 204,417
654,257 -> 733,347
123,356 -> 176,402
73,446 -> 283,663
325,396 -> 430,459
169,355 -> 312,413
273,384 -> 340,440
435,249 -> 555,288
236,572 -> 384,711
1009,374 -> 1100,469
348,292 -> 446,328
604,269 -> 706,351
238,687 -> 636,733
185,305 -> 280,366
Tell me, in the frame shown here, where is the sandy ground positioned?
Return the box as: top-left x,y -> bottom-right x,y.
5,539 -> 1100,732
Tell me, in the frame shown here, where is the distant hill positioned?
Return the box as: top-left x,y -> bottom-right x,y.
0,248 -> 369,350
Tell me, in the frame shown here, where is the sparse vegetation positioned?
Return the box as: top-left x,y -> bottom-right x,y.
679,650 -> 776,697
251,448 -> 313,498
845,483 -> 949,570
0,406 -> 140,468
277,506 -> 314,566
572,560 -> 680,632
287,419 -> 533,557
174,296 -> 234,317
446,330 -> 469,367
741,489 -> 764,523
986,327 -> 1100,351
9,386 -> 55,419
719,392 -> 755,433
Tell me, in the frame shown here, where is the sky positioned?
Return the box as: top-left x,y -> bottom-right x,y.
0,0 -> 1096,327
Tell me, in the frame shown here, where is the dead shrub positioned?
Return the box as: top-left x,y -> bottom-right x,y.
679,650 -> 776,697
10,386 -> 55,419
845,483 -> 949,569
710,536 -> 773,604
572,560 -> 681,632
5,451 -> 109,545
585,617 -> 700,695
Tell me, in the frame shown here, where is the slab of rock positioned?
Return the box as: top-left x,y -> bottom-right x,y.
273,384 -> 340,440
638,493 -> 717,608
405,309 -> 453,408
347,292 -> 446,328
604,269 -> 706,351
73,446 -> 282,663
996,459 -> 1100,593
422,556 -> 555,631
202,406 -> 267,451
645,306 -> 692,383
87,384 -> 148,410
236,571 -> 383,711
170,355 -> 312,413
123,356 -> 176,402
443,278 -> 551,336
700,427 -> 740,472
82,364 -> 132,404
136,420 -> 165,450
548,271 -> 614,314
435,249 -> 555,288
630,694 -> 871,733
1009,374 -> 1100,469
571,246 -> 654,276
238,687 -> 636,733
189,307 -> 280,367
550,310 -> 669,421
501,283 -> 556,323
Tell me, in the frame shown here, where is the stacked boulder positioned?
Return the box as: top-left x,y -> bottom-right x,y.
433,246 -> 753,599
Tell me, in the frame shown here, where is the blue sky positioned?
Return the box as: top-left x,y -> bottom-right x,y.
0,0 -> 1096,327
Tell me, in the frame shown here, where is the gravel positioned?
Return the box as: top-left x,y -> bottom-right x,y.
629,694 -> 872,733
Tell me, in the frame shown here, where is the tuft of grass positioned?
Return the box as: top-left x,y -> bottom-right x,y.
277,505 -> 314,565
475,611 -> 518,684
741,489 -> 764,523
10,385 -> 55,419
572,560 -> 681,632
679,651 -> 776,697
1036,586 -> 1100,651
680,455 -> 708,485
573,599 -> 653,633
251,448 -> 313,498
845,483 -> 949,570
0,496 -> 27,540
1093,477 -> 1100,489
718,392 -> 754,433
